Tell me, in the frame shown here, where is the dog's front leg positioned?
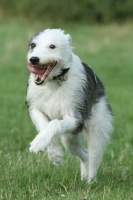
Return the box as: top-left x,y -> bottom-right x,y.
29,116 -> 78,154
29,108 -> 49,132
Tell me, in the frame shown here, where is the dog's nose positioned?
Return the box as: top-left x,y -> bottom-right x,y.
30,57 -> 40,65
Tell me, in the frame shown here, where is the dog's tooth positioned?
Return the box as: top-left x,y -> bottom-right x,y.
35,75 -> 38,81
53,60 -> 57,66
51,61 -> 54,66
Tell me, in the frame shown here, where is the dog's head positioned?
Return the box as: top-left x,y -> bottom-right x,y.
27,29 -> 72,85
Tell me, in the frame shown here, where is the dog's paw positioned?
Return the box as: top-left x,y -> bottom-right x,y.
48,151 -> 64,167
53,157 -> 63,167
87,176 -> 97,184
29,134 -> 47,154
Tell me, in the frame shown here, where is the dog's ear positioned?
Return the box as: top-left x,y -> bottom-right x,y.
66,34 -> 72,44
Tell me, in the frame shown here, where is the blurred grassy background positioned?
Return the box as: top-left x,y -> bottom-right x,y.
0,1 -> 133,199
1,0 -> 133,23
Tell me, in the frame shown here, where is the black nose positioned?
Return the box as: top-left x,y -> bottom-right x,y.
30,57 -> 40,65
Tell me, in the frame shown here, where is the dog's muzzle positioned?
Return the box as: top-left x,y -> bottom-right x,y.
27,60 -> 58,85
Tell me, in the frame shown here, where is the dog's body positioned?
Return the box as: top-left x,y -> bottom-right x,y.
26,29 -> 113,183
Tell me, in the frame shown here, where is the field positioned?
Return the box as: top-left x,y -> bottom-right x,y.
0,19 -> 133,200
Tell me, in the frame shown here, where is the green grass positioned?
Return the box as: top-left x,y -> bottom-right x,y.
0,19 -> 133,199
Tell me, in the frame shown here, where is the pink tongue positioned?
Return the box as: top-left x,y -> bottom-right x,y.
27,62 -> 56,85
27,63 -> 47,75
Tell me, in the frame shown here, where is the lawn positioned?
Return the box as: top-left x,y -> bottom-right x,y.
0,19 -> 133,200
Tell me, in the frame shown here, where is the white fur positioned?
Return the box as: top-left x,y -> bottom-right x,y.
26,29 -> 113,183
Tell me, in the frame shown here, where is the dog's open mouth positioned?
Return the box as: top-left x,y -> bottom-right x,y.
27,61 -> 58,85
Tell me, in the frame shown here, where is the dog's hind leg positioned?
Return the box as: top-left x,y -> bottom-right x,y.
47,136 -> 64,167
62,133 -> 89,180
86,97 -> 113,183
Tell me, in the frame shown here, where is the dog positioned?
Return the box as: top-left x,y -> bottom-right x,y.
26,29 -> 113,183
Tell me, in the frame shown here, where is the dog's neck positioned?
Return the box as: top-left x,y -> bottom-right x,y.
53,68 -> 70,84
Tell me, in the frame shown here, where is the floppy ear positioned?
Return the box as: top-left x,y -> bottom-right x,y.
66,34 -> 72,44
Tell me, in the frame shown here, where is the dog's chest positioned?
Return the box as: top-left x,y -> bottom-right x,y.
27,82 -> 73,120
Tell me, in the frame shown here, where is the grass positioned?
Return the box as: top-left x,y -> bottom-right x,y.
0,19 -> 133,199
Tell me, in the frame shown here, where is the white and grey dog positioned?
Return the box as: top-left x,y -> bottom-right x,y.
26,29 -> 113,183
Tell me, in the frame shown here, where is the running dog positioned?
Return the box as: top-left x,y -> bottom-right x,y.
26,29 -> 113,183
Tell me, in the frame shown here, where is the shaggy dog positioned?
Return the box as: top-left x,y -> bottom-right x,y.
26,29 -> 113,183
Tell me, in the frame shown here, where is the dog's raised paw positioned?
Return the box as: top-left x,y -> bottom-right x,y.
29,134 -> 46,154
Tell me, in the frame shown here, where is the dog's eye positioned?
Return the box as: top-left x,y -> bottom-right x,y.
49,44 -> 56,49
30,43 -> 36,49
